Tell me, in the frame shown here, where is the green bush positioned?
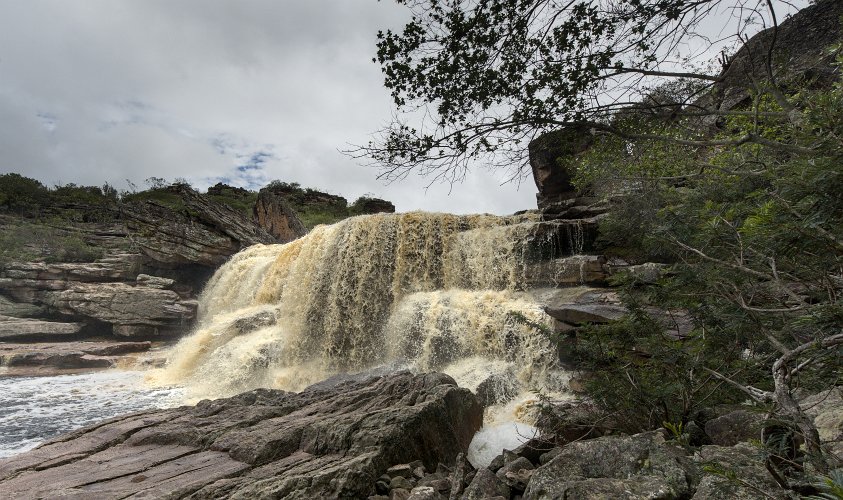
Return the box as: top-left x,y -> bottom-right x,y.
567,68 -> 843,470
121,187 -> 186,211
0,173 -> 49,214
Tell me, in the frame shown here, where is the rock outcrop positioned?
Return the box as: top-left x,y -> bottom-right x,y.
121,185 -> 276,268
0,341 -> 152,375
0,372 -> 482,499
527,125 -> 610,221
528,1 -> 843,222
0,316 -> 82,340
704,0 -> 843,121
0,259 -> 197,339
252,187 -> 307,243
0,186 -> 276,344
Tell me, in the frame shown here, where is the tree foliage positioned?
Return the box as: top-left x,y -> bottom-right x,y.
572,56 -> 843,474
359,0 -> 797,183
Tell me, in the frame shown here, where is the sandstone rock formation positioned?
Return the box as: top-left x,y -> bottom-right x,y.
0,372 -> 482,499
0,341 -> 152,375
528,126 -> 591,201
121,185 -> 276,268
703,0 -> 843,121
252,187 -> 307,242
0,316 -> 82,340
0,260 -> 197,339
0,186 -> 275,344
527,126 -> 608,221
528,1 -> 843,222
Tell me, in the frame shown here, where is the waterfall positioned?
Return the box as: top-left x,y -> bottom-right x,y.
151,211 -> 585,402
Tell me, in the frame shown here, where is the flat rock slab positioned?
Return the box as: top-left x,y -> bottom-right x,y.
0,341 -> 152,375
0,371 -> 482,499
544,303 -> 628,324
0,315 -> 83,340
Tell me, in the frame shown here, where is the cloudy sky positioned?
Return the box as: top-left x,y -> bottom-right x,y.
0,0 -> 538,214
0,1 -> 808,215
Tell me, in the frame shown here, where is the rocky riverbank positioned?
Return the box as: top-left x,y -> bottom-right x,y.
0,372 -> 481,499
1,371 -> 839,499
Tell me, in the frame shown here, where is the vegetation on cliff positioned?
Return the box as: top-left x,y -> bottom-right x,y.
571,59 -> 843,474
0,175 -> 394,267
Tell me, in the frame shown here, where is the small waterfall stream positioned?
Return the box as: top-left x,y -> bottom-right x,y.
149,211 -> 589,465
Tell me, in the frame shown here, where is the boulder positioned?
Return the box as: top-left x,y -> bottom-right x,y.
512,437 -> 557,466
475,373 -> 520,408
692,443 -> 788,499
801,387 -> 843,459
461,468 -> 511,500
0,372 -> 482,499
704,410 -> 765,447
531,399 -> 611,444
253,187 -> 307,243
407,486 -> 443,500
495,456 -> 534,491
523,431 -> 692,499
40,282 -> 197,337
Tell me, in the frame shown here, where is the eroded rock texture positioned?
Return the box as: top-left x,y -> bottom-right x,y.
252,187 -> 307,243
0,372 -> 482,500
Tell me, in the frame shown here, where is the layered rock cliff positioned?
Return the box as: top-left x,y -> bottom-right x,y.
0,181 -> 394,354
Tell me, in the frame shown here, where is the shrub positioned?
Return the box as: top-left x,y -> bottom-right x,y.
0,173 -> 49,214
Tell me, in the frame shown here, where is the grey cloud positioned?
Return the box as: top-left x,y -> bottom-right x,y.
0,0 -> 536,213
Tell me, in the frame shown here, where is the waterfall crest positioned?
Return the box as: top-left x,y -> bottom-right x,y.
152,211 -> 585,400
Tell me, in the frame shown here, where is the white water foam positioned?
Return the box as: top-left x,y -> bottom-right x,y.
0,370 -> 183,458
148,212 -> 587,464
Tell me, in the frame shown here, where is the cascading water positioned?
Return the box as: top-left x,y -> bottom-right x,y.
150,211 -> 587,465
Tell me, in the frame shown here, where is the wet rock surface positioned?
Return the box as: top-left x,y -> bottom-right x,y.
0,372 -> 482,499
0,341 -> 153,375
